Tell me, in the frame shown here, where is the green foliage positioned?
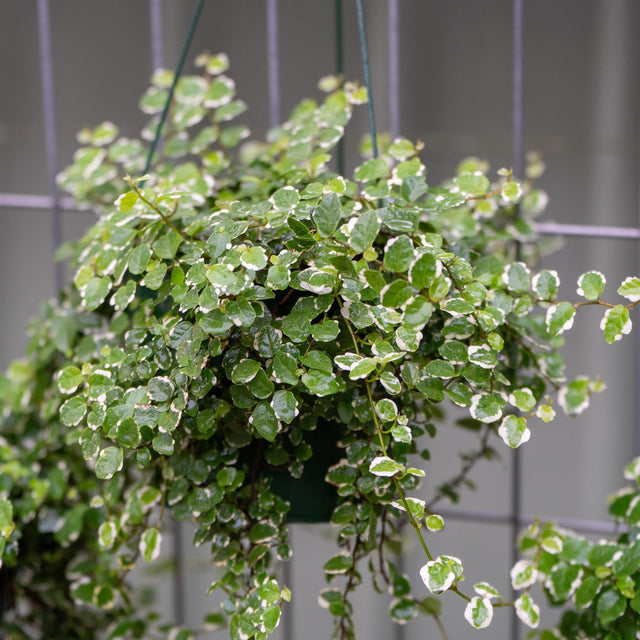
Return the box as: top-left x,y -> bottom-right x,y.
1,52 -> 639,639
525,459 -> 640,639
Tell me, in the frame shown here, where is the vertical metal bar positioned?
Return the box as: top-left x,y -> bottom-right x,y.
281,531 -> 293,640
355,0 -> 379,160
512,0 -> 524,179
511,3 -> 524,639
266,0 -> 281,128
335,0 -> 345,176
388,0 -> 400,139
149,0 -> 164,72
36,0 -> 63,295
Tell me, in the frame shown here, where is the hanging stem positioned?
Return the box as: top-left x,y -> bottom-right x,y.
354,0 -> 379,160
143,0 -> 206,175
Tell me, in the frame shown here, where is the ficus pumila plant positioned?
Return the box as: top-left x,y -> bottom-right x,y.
0,52 -> 639,640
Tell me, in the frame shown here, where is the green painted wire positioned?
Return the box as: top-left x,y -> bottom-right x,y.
143,0 -> 206,175
354,0 -> 378,160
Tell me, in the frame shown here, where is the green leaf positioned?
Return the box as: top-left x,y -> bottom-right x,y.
152,433 -> 175,455
312,193 -> 342,237
577,271 -> 606,300
140,527 -> 162,562
349,210 -> 380,253
300,350 -> 333,373
420,556 -> 463,594
369,456 -> 405,477
95,447 -> 124,480
511,560 -> 537,590
533,269 -> 559,300
425,514 -> 444,531
601,305 -> 631,343
112,280 -> 136,310
389,598 -> 418,624
302,370 -> 340,396
509,388 -> 536,412
142,262 -> 167,289
597,589 -> 626,626
231,359 -> 261,384
474,582 -> 501,601
116,417 -> 141,448
409,253 -> 439,290
0,497 -> 13,538
546,302 -> 576,336
549,564 -> 582,601
83,276 -> 111,310
425,359 -> 456,379
152,232 -> 181,260
612,540 -> 640,576
54,504 -> 87,545
60,396 -> 87,426
504,262 -> 530,293
266,264 -> 290,290
250,402 -> 281,442
373,374 -> 399,399
457,173 -> 489,196
575,575 -> 601,610
464,597 -> 493,629
498,415 -> 530,448
323,553 -> 353,575
58,366 -> 83,394
240,246 -> 268,270
388,137 -> 415,160
514,594 -> 540,628
470,393 -> 504,423
384,236 -> 414,273
311,320 -> 340,342
270,390 -> 298,424
618,276 -> 640,302
98,521 -> 117,549
349,357 -> 378,380
273,352 -> 299,385
271,186 -> 300,211
375,398 -> 398,422
467,345 -> 497,369
502,180 -> 522,203
559,377 -> 591,415
129,244 -> 151,275
147,376 -> 175,402
354,158 -> 388,182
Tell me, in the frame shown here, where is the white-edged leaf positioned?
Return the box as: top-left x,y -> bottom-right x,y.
420,556 -> 463,594
514,594 -> 540,628
511,560 -> 538,590
464,597 -> 493,629
369,456 -> 405,477
618,276 -> 640,302
577,271 -> 605,300
546,302 -> 576,336
600,305 -> 632,343
498,415 -> 530,448
139,527 -> 162,562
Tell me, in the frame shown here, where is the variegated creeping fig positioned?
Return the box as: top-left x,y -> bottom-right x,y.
1,52 -> 640,639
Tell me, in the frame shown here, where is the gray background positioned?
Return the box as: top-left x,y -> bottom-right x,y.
2,1 -> 640,638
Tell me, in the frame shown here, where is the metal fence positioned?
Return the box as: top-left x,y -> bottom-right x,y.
4,1 -> 640,638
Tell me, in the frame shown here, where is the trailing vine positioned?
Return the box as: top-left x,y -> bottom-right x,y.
0,53 -> 639,639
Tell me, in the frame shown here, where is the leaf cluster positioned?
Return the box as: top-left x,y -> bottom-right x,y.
0,53 -> 637,639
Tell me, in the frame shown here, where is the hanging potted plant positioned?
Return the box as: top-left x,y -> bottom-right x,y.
1,51 -> 640,640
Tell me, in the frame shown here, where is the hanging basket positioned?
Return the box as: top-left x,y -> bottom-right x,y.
265,420 -> 343,523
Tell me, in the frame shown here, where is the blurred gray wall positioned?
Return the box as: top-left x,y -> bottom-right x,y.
1,1 -> 640,638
